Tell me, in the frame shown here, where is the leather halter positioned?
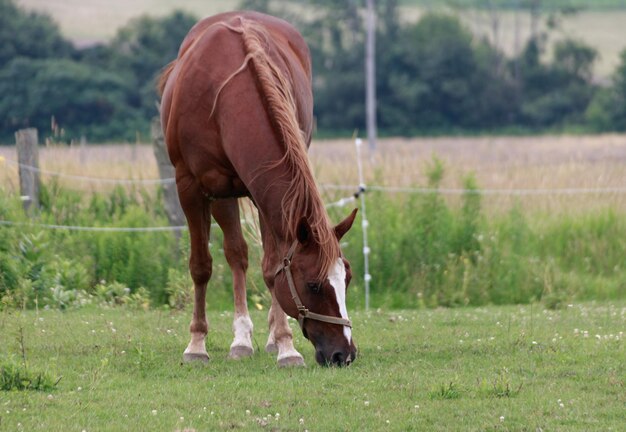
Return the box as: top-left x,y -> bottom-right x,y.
274,240 -> 352,333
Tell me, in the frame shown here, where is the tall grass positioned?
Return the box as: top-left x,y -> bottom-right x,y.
325,156 -> 626,310
2,149 -> 625,311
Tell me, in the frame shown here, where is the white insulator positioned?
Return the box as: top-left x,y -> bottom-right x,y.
363,247 -> 370,255
362,220 -> 369,229
364,274 -> 372,282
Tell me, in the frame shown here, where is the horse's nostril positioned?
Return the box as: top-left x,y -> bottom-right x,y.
331,351 -> 345,365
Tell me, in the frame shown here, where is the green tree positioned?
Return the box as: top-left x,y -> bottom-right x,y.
379,13 -> 516,132
587,49 -> 626,132
108,10 -> 198,117
0,58 -> 141,141
516,37 -> 597,127
0,0 -> 73,66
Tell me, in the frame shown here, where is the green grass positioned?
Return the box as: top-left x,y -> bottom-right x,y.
1,302 -> 624,430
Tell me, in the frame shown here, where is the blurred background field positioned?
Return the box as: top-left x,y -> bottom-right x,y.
17,0 -> 626,78
3,134 -> 626,213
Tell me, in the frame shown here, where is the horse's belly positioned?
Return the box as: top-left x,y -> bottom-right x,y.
199,170 -> 248,199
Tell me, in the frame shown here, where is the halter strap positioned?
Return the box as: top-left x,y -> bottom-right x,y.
274,240 -> 352,332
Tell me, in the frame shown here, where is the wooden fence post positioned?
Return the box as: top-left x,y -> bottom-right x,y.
15,128 -> 41,213
152,117 -> 185,239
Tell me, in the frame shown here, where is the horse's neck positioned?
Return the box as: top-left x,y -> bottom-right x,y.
251,168 -> 320,254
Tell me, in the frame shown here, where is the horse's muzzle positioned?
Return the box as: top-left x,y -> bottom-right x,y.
316,347 -> 357,367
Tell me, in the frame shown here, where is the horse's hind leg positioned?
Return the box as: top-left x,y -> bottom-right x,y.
212,199 -> 254,360
178,174 -> 212,363
259,217 -> 305,367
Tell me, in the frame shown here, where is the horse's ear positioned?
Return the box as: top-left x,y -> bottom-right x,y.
296,217 -> 312,245
334,208 -> 358,241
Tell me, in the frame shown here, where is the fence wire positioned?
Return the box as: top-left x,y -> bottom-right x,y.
5,157 -> 626,195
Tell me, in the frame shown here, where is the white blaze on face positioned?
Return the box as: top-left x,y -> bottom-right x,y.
327,258 -> 352,344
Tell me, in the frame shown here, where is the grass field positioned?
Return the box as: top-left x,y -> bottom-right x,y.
16,0 -> 626,79
1,302 -> 624,431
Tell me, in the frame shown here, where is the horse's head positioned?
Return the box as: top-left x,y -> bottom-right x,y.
274,209 -> 358,366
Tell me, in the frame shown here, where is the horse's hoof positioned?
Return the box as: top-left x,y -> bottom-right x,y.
183,352 -> 209,363
278,356 -> 305,368
265,342 -> 278,354
228,345 -> 254,360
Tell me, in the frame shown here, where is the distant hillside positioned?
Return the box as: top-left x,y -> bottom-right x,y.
16,0 -> 626,79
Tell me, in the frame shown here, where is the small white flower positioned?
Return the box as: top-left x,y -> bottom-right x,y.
499,416 -> 505,422
47,394 -> 54,400
77,387 -> 82,391
180,417 -> 184,421
364,401 -> 370,406
245,410 -> 250,415
299,418 -> 305,425
151,410 -> 157,415
386,420 -> 390,424
414,405 -> 420,409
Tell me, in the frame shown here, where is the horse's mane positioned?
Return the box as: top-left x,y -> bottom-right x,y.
232,17 -> 339,278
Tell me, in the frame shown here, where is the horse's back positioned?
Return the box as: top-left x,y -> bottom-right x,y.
160,11 -> 313,199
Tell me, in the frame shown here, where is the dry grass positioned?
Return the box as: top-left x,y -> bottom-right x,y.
2,134 -> 626,216
312,134 -> 626,216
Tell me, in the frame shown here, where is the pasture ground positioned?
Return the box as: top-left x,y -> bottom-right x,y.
1,302 -> 624,431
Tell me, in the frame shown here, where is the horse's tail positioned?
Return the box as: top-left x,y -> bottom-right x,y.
233,18 -> 339,277
157,61 -> 176,96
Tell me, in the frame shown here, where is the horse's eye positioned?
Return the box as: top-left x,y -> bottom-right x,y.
306,282 -> 322,293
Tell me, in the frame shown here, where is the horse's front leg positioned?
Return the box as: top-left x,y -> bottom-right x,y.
178,175 -> 212,363
212,199 -> 254,359
259,216 -> 305,367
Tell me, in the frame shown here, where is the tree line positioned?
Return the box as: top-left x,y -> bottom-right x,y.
1,0 -> 625,143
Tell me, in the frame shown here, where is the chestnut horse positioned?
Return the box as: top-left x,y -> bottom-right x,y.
158,11 -> 357,366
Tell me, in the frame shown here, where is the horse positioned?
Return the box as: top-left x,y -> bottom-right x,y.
158,11 -> 358,367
